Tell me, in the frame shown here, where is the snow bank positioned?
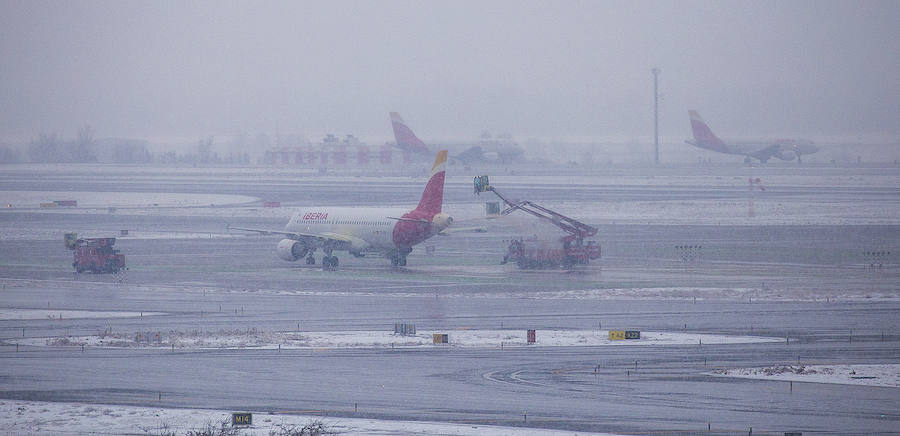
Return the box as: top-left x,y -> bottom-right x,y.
711,364 -> 900,388
14,329 -> 779,350
0,399 -> 618,436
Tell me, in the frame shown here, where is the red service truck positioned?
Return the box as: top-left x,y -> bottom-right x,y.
64,233 -> 126,274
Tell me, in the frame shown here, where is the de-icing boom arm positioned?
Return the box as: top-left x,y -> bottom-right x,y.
473,175 -> 597,239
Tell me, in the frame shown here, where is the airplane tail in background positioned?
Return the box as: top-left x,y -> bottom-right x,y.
414,150 -> 447,215
390,112 -> 430,154
688,110 -> 728,152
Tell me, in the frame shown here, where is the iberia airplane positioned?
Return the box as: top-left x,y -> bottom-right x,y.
229,150 -> 453,270
686,110 -> 818,163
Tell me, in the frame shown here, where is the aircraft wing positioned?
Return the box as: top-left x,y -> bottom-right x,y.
435,217 -> 489,235
318,232 -> 356,243
229,225 -> 370,255
387,216 -> 430,224
226,225 -> 345,242
750,144 -> 783,161
437,226 -> 487,235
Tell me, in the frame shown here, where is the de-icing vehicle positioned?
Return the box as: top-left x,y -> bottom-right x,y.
65,233 -> 126,274
474,175 -> 600,269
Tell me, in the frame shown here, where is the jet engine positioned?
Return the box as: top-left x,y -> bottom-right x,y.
775,149 -> 797,161
276,239 -> 308,261
431,213 -> 454,233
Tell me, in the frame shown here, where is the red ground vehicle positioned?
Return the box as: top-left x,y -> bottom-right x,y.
474,176 -> 601,269
64,233 -> 126,274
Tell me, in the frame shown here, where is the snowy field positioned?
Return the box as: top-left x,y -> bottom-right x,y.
2,190 -> 258,209
143,282 -> 900,303
0,228 -> 243,241
3,165 -> 899,227
0,400 -> 616,436
13,328 -> 779,350
711,364 -> 900,388
568,197 -> 900,226
11,193 -> 897,226
0,309 -> 164,320
527,286 -> 900,302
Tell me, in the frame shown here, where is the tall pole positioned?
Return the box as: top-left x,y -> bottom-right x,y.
652,67 -> 660,165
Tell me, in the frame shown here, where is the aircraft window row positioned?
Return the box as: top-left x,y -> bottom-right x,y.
327,220 -> 391,226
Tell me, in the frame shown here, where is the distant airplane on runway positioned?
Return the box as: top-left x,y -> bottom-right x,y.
229,150 -> 452,270
686,110 -> 819,163
390,112 -> 525,165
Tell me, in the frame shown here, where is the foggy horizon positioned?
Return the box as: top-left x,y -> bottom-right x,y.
2,1 -> 898,146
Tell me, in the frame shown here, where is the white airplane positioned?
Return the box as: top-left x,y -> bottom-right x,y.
686,110 -> 819,163
391,112 -> 525,165
229,150 -> 453,270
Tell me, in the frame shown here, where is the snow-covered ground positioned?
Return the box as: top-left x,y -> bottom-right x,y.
711,364 -> 900,388
576,197 -> 900,226
527,286 -> 900,302
207,283 -> 899,303
0,228 -> 245,241
4,167 -> 899,226
0,399 -> 617,436
13,328 -> 779,350
0,309 -> 164,320
2,190 -> 258,209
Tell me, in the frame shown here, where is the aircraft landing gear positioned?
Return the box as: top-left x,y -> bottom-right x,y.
390,254 -> 408,267
319,246 -> 338,271
306,255 -> 316,265
390,247 -> 411,267
322,256 -> 339,271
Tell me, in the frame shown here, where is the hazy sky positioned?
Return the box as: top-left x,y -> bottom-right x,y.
1,0 -> 898,143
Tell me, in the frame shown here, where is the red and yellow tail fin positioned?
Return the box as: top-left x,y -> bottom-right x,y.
688,110 -> 727,152
415,150 -> 447,215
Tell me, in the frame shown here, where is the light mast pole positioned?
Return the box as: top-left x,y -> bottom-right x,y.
652,67 -> 660,165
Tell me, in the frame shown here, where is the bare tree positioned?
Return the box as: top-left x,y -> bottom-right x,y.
69,124 -> 98,162
28,132 -> 60,162
111,139 -> 152,164
0,144 -> 22,163
197,136 -> 215,164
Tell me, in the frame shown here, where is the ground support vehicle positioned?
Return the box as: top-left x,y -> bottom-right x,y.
474,176 -> 601,269
65,233 -> 126,274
